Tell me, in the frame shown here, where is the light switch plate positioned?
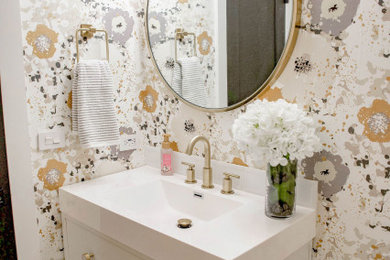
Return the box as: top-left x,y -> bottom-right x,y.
38,130 -> 66,151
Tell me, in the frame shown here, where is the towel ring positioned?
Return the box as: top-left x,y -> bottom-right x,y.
175,28 -> 196,62
76,24 -> 110,63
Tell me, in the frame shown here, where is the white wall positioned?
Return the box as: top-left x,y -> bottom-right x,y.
285,0 -> 293,43
214,0 -> 228,108
0,0 -> 40,259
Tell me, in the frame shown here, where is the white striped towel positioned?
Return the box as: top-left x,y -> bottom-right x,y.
172,62 -> 182,96
178,57 -> 206,107
72,60 -> 120,148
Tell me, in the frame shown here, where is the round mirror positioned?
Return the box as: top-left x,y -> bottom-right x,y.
146,0 -> 300,111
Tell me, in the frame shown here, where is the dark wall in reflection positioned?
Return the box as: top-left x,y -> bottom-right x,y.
227,0 -> 286,105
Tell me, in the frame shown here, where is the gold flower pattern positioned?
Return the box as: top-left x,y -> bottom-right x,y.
232,157 -> 248,167
358,99 -> 390,142
26,24 -> 58,59
197,31 -> 213,55
38,159 -> 67,191
257,87 -> 283,102
170,141 -> 179,152
67,91 -> 72,109
139,85 -> 159,113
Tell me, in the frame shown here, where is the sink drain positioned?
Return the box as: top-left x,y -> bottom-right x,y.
177,218 -> 192,229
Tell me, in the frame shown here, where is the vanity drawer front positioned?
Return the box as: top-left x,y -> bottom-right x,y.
64,218 -> 149,260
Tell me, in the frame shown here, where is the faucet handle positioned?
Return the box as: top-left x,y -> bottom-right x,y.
182,162 -> 197,184
221,172 -> 240,194
182,161 -> 195,170
223,173 -> 240,180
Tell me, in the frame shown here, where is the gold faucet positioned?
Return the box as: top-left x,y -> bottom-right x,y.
186,136 -> 214,189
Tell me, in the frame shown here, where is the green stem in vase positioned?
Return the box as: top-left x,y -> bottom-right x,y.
267,158 -> 297,217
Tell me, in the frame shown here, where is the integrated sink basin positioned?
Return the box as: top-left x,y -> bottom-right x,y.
60,148 -> 317,260
104,179 -> 244,224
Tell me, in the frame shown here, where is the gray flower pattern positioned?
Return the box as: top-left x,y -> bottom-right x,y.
310,0 -> 360,36
302,150 -> 350,198
104,8 -> 134,45
148,11 -> 168,46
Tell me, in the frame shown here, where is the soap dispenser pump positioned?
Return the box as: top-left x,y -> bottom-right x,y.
161,134 -> 173,176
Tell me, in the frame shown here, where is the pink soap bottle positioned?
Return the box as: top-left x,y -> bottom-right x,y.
161,134 -> 173,176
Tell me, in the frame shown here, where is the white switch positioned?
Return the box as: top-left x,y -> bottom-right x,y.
45,136 -> 53,145
38,130 -> 66,151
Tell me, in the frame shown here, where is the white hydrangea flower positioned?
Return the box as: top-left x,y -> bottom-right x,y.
232,100 -> 321,167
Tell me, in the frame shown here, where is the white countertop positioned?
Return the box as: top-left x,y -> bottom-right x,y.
60,162 -> 317,260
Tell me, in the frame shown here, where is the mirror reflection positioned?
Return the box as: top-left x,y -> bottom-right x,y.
147,0 -> 294,109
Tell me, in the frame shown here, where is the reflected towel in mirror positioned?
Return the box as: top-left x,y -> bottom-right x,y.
172,62 -> 182,96
72,60 -> 120,148
173,57 -> 206,107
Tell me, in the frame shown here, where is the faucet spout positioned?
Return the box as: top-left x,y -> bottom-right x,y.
186,136 -> 211,168
186,135 -> 213,189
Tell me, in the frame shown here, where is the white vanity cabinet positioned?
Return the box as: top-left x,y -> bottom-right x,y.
62,215 -> 311,260
62,214 -> 311,260
60,149 -> 317,260
62,216 -> 150,260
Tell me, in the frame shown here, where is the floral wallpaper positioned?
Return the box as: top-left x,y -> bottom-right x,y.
18,0 -> 389,259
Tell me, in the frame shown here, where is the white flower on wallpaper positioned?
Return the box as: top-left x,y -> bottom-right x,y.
313,159 -> 337,184
34,35 -> 52,53
367,113 -> 390,135
111,16 -> 129,34
45,169 -> 62,185
320,0 -> 346,21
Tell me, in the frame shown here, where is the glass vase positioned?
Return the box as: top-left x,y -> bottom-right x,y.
265,159 -> 297,218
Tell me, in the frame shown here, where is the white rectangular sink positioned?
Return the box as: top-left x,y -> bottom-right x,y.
104,179 -> 244,223
60,148 -> 317,260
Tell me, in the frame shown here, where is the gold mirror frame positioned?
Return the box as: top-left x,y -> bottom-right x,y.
145,0 -> 302,113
